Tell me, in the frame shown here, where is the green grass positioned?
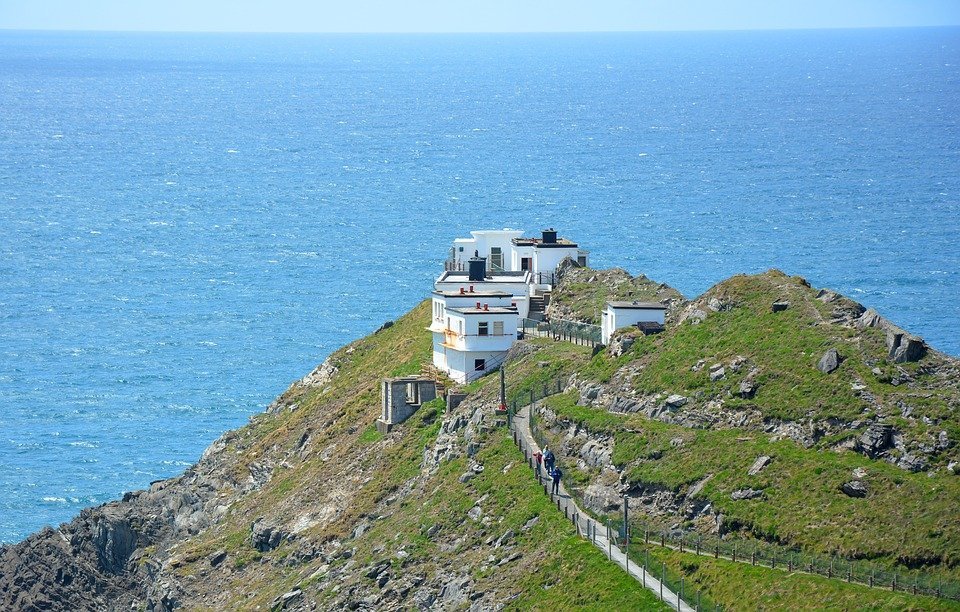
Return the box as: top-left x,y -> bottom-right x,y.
535,397 -> 960,584
642,546 -> 960,611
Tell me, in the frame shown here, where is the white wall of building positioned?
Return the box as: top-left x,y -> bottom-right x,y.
601,304 -> 666,344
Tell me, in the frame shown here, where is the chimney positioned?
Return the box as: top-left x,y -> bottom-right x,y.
484,304 -> 489,311
542,228 -> 557,244
469,285 -> 474,292
476,301 -> 481,309
459,287 -> 465,294
467,257 -> 486,282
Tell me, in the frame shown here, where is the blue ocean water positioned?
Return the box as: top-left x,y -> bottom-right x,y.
1,29 -> 958,543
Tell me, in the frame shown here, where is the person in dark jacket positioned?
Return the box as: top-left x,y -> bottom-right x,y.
544,448 -> 555,473
551,466 -> 562,495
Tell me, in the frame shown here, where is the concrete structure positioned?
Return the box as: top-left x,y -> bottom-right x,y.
376,376 -> 437,434
601,301 -> 667,344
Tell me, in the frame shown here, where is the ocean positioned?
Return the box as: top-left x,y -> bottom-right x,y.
1,28 -> 958,543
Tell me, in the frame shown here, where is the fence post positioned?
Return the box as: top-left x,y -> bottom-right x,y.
893,572 -> 897,592
697,537 -> 701,556
715,540 -> 719,559
660,563 -> 664,601
680,578 -> 684,611
733,543 -> 737,563
772,551 -> 776,570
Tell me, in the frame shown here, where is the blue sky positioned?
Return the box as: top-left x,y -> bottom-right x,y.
1,0 -> 958,33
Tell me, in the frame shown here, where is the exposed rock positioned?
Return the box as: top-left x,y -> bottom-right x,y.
730,488 -> 764,501
896,453 -> 928,473
816,289 -> 839,303
691,359 -> 706,372
817,349 -> 842,374
294,357 -> 339,390
374,320 -> 394,334
608,335 -> 636,358
841,480 -> 868,498
709,366 -> 726,382
771,301 -> 790,313
856,308 -> 884,329
669,437 -> 685,448
887,329 -> 927,363
738,380 -> 757,399
852,467 -> 868,479
579,439 -> 612,467
747,456 -> 771,476
857,423 -> 895,458
272,588 -> 303,609
521,516 -> 540,532
583,482 -> 621,513
208,550 -> 227,568
665,394 -> 688,408
251,519 -> 287,552
578,384 -> 601,405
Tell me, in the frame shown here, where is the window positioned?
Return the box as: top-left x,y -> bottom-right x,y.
474,359 -> 486,372
478,322 -> 489,336
521,257 -> 532,271
493,321 -> 504,336
490,247 -> 503,270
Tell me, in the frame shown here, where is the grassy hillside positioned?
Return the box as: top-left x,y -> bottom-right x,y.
154,301 -> 666,610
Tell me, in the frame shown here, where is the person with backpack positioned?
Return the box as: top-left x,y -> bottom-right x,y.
551,466 -> 563,495
533,449 -> 543,480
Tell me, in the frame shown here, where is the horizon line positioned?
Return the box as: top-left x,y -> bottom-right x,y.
2,23 -> 958,36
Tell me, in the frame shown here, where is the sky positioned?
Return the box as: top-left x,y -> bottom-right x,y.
0,0 -> 959,33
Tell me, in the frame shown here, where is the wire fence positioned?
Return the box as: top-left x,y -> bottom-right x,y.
507,375 -> 960,604
514,381 -> 711,611
520,317 -> 602,347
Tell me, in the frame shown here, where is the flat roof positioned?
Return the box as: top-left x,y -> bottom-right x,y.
433,289 -> 514,298
606,301 -> 666,310
436,271 -> 530,282
447,306 -> 518,315
511,237 -> 579,249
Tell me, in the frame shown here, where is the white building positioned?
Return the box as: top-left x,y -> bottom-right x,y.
428,290 -> 519,383
432,227 -> 590,383
601,301 -> 666,344
445,228 -> 588,290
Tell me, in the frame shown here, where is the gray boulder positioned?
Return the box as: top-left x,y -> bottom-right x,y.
841,480 -> 868,498
730,488 -> 764,501
771,301 -> 790,313
857,423 -> 894,458
665,394 -> 688,408
817,349 -> 842,374
886,329 -> 926,363
738,380 -> 757,399
747,456 -> 771,476
250,519 -> 287,552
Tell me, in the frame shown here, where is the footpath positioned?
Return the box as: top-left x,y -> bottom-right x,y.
510,404 -> 695,612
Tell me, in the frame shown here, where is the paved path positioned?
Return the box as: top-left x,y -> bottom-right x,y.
511,405 -> 695,612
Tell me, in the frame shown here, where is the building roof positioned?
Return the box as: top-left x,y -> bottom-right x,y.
606,301 -> 666,310
511,237 -> 579,249
447,306 -> 519,315
432,290 -> 514,298
436,271 -> 530,283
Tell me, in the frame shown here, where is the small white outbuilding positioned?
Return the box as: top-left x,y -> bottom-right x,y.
601,301 -> 666,344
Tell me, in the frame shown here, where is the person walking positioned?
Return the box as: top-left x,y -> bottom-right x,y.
533,450 -> 543,480
544,448 -> 555,473
551,466 -> 563,495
